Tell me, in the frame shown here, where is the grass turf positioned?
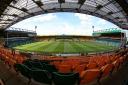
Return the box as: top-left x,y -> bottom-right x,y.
14,40 -> 118,53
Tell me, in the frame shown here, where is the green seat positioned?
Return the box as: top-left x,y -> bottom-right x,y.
52,72 -> 79,85
23,60 -> 33,68
42,63 -> 57,73
40,60 -> 50,64
14,63 -> 21,72
17,64 -> 32,79
31,70 -> 52,84
23,59 -> 44,70
30,61 -> 44,70
14,63 -> 33,84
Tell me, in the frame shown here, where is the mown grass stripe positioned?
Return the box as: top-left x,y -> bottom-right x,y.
64,41 -> 77,53
15,41 -> 53,52
14,42 -> 44,49
14,40 -> 118,53
81,41 -> 116,52
70,42 -> 86,53
54,41 -> 64,53
43,41 -> 60,53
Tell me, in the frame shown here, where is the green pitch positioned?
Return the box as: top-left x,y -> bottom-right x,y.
14,40 -> 118,53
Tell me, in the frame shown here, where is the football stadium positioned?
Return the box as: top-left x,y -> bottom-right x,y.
0,0 -> 128,85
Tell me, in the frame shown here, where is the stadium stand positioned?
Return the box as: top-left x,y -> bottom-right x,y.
0,47 -> 128,85
5,37 -> 35,48
2,28 -> 128,85
93,28 -> 126,47
4,27 -> 36,48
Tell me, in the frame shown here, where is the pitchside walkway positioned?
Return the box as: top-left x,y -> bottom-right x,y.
0,60 -> 128,85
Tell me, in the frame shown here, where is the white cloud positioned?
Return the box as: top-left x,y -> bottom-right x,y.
11,13 -> 57,31
74,13 -> 92,21
35,13 -> 57,22
98,19 -> 107,25
73,13 -> 94,35
15,13 -> 57,24
75,13 -> 120,33
25,13 -> 57,23
74,13 -> 93,25
37,22 -> 76,35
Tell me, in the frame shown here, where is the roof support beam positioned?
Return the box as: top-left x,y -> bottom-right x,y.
2,14 -> 18,17
59,4 -> 62,11
0,23 -> 10,24
105,10 -> 123,17
93,0 -> 115,13
115,0 -> 128,23
78,0 -> 86,9
0,19 -> 13,21
31,0 -> 46,12
103,0 -> 115,7
0,0 -> 13,16
112,10 -> 123,14
9,5 -> 34,16
115,0 -> 128,16
78,0 -> 86,5
58,0 -> 65,3
2,14 -> 21,18
58,0 -> 65,11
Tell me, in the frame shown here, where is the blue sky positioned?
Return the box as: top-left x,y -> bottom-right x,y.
11,12 -> 121,36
